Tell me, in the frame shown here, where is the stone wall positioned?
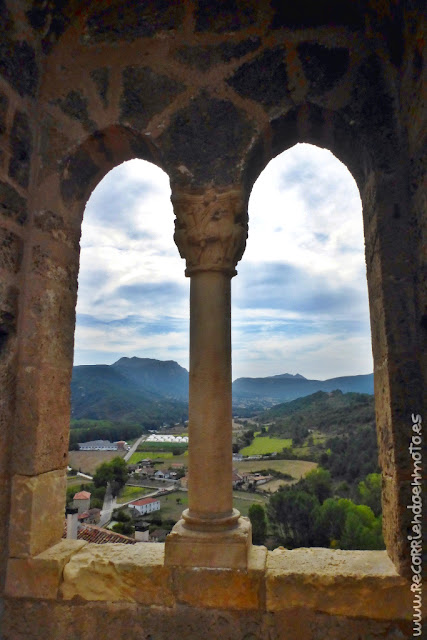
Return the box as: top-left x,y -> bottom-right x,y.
0,1 -> 425,638
3,542 -> 414,640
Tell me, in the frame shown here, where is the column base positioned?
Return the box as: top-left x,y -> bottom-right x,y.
164,516 -> 252,569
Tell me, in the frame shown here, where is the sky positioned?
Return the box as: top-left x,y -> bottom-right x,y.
74,143 -> 373,380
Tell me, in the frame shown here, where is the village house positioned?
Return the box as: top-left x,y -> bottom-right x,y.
72,491 -> 91,515
128,498 -> 161,516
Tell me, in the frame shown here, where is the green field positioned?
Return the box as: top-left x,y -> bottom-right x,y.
137,442 -> 188,452
232,491 -> 268,517
129,450 -> 188,465
240,436 -> 292,456
116,485 -> 151,504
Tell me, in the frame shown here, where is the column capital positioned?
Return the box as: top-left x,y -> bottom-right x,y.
172,187 -> 247,277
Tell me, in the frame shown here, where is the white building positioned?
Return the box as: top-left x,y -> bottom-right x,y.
128,498 -> 161,516
145,435 -> 188,444
78,440 -> 128,451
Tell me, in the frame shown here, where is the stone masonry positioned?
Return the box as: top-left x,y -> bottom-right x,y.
0,1 -> 425,639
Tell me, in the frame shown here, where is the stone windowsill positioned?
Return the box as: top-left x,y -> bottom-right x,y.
5,541 -> 412,620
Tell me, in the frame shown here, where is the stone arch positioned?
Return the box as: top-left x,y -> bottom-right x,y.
7,124 -> 175,557
239,96 -> 421,576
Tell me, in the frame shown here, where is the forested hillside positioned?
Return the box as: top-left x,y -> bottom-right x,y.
257,390 -> 379,486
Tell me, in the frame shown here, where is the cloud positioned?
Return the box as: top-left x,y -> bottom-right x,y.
234,261 -> 369,319
73,147 -> 373,379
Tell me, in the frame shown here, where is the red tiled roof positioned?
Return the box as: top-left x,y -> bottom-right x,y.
63,522 -> 136,544
73,491 -> 91,500
130,497 -> 160,507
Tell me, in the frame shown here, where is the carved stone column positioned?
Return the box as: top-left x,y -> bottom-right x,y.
165,188 -> 252,569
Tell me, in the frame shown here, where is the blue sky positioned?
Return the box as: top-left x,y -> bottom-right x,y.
74,144 -> 373,380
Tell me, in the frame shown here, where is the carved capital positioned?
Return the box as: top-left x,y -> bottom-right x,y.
172,188 -> 248,276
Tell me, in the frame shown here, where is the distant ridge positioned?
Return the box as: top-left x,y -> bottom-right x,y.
232,372 -> 374,407
272,373 -> 306,379
71,356 -> 374,419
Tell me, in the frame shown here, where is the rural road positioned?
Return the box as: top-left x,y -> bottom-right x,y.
124,434 -> 147,462
99,483 -> 115,527
99,435 -> 147,526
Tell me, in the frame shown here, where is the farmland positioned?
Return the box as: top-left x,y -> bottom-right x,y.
68,450 -> 125,475
116,485 -> 151,504
234,458 -> 317,479
239,436 -> 292,456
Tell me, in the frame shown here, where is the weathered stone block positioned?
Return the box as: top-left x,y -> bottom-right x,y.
0,180 -> 27,224
298,43 -> 349,97
266,548 -> 412,620
270,0 -> 364,30
172,545 -> 266,610
90,68 -> 110,108
5,540 -> 87,599
54,90 -> 96,131
60,147 -> 99,203
120,66 -> 185,131
227,47 -> 290,108
85,0 -> 185,42
8,469 -> 67,558
13,364 -> 72,475
31,243 -> 79,287
61,543 -> 174,606
0,39 -> 38,97
33,209 -> 80,251
19,282 -> 76,367
195,0 -> 261,33
0,90 -> 8,135
175,38 -> 261,72
161,92 -> 254,186
8,110 -> 32,189
0,228 -> 23,273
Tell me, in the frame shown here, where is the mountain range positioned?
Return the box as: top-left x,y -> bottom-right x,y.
232,372 -> 374,406
71,357 -> 374,424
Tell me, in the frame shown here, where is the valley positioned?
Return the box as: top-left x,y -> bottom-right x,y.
67,362 -> 381,551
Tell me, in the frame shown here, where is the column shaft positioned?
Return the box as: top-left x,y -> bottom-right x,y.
187,271 -> 233,520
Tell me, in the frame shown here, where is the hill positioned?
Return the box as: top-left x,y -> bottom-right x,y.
71,356 -> 374,429
257,390 -> 378,485
112,357 -> 188,400
71,363 -> 187,427
261,390 -> 375,435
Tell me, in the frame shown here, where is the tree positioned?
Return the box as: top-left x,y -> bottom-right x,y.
303,467 -> 332,503
268,488 -> 319,547
314,498 -> 384,550
357,473 -> 382,516
314,498 -> 348,546
93,457 -> 129,497
248,504 -> 267,545
112,521 -> 134,536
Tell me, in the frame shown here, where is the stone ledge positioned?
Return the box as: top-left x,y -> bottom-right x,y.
5,540 -> 87,599
171,545 -> 267,610
5,542 -> 413,621
266,548 -> 412,620
60,542 -> 175,607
